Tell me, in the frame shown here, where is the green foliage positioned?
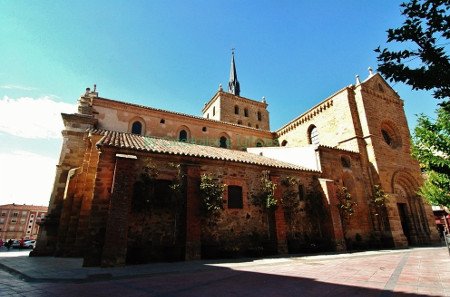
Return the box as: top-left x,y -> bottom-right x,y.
252,171 -> 277,210
280,176 -> 299,209
132,161 -> 159,212
199,173 -> 225,216
168,162 -> 185,196
412,107 -> 450,207
375,0 -> 450,106
336,187 -> 358,236
419,171 -> 450,207
371,185 -> 389,215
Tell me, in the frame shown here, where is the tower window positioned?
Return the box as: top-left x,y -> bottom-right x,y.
202,127 -> 207,132
308,125 -> 319,145
341,156 -> 351,168
234,105 -> 239,114
219,136 -> 228,148
131,121 -> 142,135
381,129 -> 392,146
244,108 -> 249,117
213,106 -> 216,116
179,130 -> 188,142
160,119 -> 165,124
257,111 -> 262,121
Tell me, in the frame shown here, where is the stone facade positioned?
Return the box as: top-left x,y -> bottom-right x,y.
32,68 -> 439,266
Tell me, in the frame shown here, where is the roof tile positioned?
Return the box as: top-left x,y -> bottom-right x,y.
90,129 -> 316,172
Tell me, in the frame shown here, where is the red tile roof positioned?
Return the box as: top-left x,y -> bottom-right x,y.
90,129 -> 317,172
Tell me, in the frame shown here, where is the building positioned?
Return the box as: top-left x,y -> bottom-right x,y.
32,53 -> 439,266
0,204 -> 47,241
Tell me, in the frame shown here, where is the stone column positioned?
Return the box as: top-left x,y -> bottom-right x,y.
271,176 -> 288,254
185,166 -> 201,260
83,150 -> 116,267
319,178 -> 346,251
101,154 -> 137,267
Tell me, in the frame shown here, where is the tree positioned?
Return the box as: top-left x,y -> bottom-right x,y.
336,187 -> 358,239
412,108 -> 450,207
376,0 -> 450,207
375,0 -> 450,108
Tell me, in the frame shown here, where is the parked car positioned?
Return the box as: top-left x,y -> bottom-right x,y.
23,240 -> 36,249
11,240 -> 21,248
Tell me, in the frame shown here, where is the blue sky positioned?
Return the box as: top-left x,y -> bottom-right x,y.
0,1 -> 440,206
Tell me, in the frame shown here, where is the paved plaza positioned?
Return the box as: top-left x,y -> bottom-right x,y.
0,246 -> 449,296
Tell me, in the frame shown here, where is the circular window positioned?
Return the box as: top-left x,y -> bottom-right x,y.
380,122 -> 401,149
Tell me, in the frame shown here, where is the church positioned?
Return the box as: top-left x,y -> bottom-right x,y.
32,53 -> 439,267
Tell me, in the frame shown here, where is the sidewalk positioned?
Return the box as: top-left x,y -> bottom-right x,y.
0,246 -> 449,296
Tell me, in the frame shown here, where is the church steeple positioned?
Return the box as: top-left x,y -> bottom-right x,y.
228,50 -> 240,96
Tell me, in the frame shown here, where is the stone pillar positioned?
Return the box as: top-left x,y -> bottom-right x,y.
55,168 -> 79,256
101,154 -> 137,267
319,178 -> 346,251
185,166 -> 201,260
83,149 -> 116,267
385,198 -> 409,248
271,176 -> 288,254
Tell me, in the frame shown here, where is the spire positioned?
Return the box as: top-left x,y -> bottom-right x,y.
228,49 -> 240,96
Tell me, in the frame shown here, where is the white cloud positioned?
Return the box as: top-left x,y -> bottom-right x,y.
0,151 -> 56,206
0,85 -> 37,91
0,96 -> 77,139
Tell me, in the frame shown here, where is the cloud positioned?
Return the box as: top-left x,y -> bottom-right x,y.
0,85 -> 37,91
0,151 -> 55,206
0,96 -> 77,139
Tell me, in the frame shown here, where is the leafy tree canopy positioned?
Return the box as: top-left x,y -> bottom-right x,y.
412,108 -> 450,207
375,0 -> 450,108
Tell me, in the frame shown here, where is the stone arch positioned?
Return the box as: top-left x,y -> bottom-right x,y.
392,170 -> 430,244
219,132 -> 230,148
129,116 -> 146,135
177,125 -> 191,142
391,170 -> 419,198
255,139 -> 264,147
380,120 -> 402,149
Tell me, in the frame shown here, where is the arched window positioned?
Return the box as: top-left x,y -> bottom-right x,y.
256,141 -> 263,147
380,121 -> 402,149
281,140 -> 288,147
244,108 -> 249,117
257,111 -> 262,121
219,136 -> 228,148
179,130 -> 188,142
341,156 -> 351,168
234,105 -> 239,114
381,129 -> 392,146
131,121 -> 142,135
308,125 -> 319,145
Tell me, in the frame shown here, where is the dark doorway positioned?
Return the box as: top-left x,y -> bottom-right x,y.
397,203 -> 411,245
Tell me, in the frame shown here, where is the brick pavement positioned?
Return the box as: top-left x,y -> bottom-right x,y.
0,246 -> 449,296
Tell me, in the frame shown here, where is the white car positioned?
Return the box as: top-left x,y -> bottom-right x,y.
23,240 -> 36,249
